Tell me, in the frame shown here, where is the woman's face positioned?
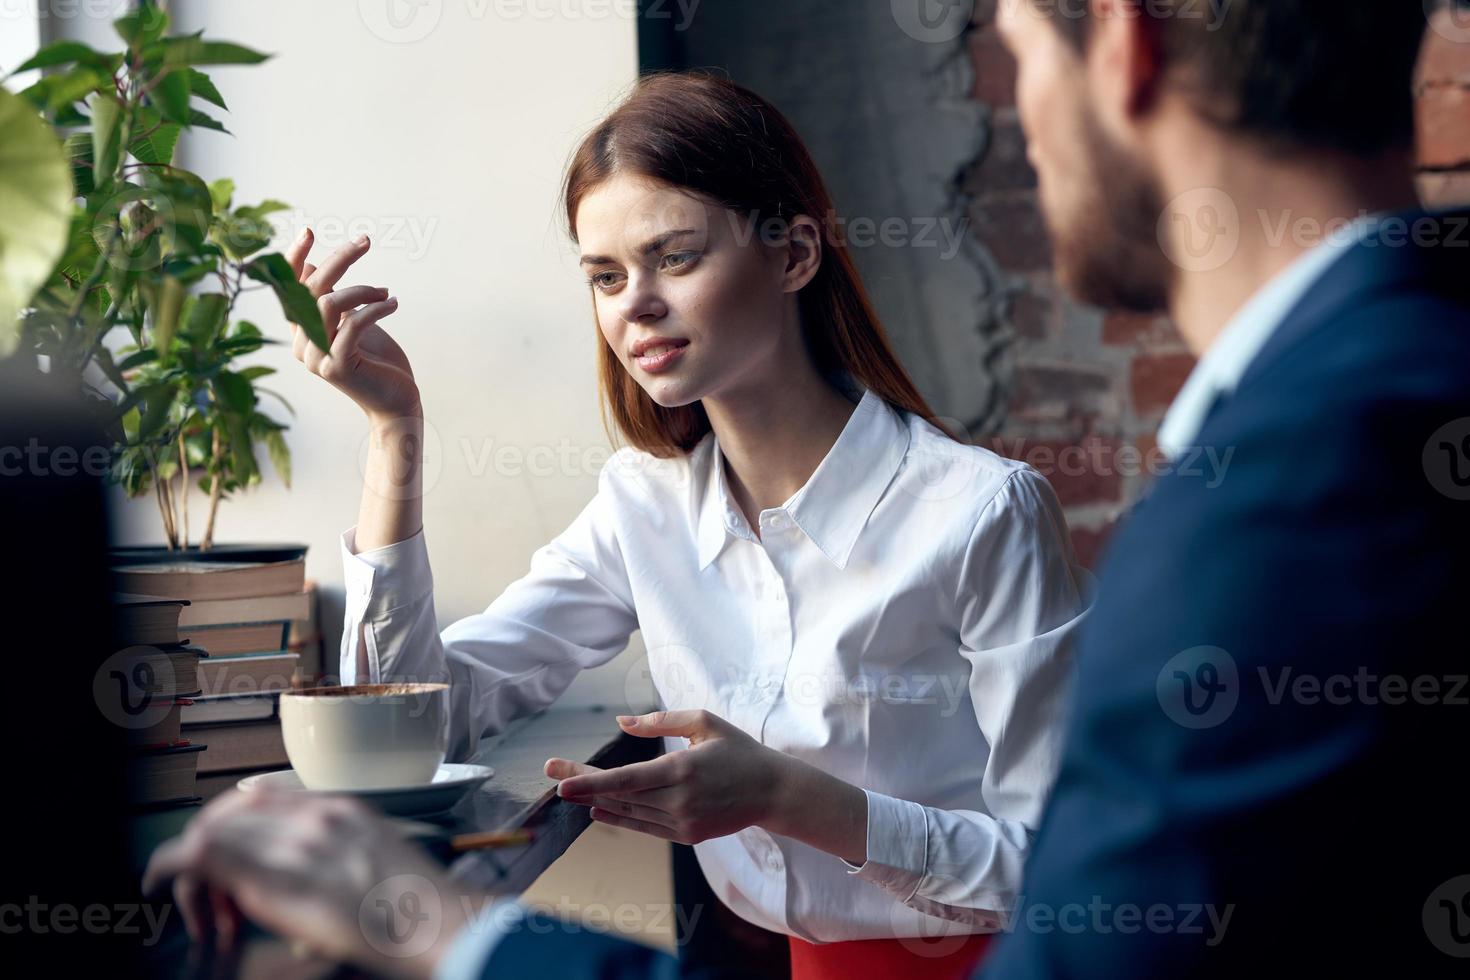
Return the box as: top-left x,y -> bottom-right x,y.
575,173 -> 817,409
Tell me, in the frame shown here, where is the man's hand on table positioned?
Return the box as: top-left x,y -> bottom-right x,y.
142,785 -> 476,980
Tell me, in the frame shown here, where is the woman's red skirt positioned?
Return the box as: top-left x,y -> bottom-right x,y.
787,931 -> 996,980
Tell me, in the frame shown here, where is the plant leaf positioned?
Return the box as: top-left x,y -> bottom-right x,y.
140,168 -> 215,254
225,413 -> 257,485
90,96 -> 123,184
264,428 -> 291,489
137,383 -> 176,441
186,69 -> 228,110
159,37 -> 270,68
242,253 -> 327,352
208,178 -> 235,212
11,41 -> 120,76
20,68 -> 106,113
212,371 -> 255,413
0,87 -> 74,357
213,334 -> 280,357
234,200 -> 290,222
119,348 -> 159,371
257,387 -> 296,417
53,104 -> 90,127
115,8 -> 170,48
184,292 -> 229,345
63,132 -> 95,196
151,69 -> 191,125
151,275 -> 185,361
129,122 -> 181,165
185,107 -> 230,134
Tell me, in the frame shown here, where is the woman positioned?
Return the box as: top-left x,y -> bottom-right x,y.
285,73 -> 1088,978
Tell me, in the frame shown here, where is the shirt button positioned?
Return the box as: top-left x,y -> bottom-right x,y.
768,514 -> 787,530
725,515 -> 740,531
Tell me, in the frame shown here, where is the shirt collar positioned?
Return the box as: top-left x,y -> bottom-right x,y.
695,388 -> 911,570
1156,212 -> 1382,459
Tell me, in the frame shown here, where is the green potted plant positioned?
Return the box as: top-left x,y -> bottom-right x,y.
2,0 -> 329,554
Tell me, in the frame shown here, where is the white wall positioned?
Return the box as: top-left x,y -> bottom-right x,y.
91,1 -> 652,710
0,2 -> 38,80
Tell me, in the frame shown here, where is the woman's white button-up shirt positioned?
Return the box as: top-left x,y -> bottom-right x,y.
340,389 -> 1093,942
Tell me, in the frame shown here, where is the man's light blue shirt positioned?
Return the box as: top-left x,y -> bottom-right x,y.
1156,213 -> 1383,459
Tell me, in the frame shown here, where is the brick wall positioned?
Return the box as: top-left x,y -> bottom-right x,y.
964,5 -> 1470,568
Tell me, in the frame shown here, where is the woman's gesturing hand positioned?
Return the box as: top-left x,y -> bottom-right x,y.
546,709 -> 866,867
285,228 -> 422,423
547,710 -> 781,844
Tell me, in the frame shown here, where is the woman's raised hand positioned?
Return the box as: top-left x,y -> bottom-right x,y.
285,229 -> 422,422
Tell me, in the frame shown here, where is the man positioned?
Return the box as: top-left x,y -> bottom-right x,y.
978,0 -> 1470,976
144,0 -> 1470,976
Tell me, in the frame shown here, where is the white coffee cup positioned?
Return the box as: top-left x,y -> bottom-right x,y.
279,683 -> 449,790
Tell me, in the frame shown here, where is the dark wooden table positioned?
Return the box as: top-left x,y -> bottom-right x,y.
131,705 -> 660,978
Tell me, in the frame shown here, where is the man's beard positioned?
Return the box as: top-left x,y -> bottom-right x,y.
1049,112 -> 1173,314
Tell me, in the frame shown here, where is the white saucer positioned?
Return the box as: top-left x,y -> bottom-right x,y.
237,764 -> 495,817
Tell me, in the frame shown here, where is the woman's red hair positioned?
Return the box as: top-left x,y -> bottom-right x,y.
563,72 -> 951,457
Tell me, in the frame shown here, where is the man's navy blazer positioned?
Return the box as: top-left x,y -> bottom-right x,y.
982,210 -> 1470,977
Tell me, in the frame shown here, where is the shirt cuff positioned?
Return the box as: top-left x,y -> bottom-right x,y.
839,789 -> 928,902
341,525 -> 434,620
433,900 -> 525,980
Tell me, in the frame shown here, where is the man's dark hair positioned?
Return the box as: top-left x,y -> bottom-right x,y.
1048,0 -> 1435,156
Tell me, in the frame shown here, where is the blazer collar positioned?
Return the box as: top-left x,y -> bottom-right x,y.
1238,206 -> 1470,392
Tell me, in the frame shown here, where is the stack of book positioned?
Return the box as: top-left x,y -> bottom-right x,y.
113,548 -> 314,801
112,597 -> 207,809
289,578 -> 327,688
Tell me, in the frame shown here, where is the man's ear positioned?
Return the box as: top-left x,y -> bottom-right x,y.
780,215 -> 823,293
1087,0 -> 1165,133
